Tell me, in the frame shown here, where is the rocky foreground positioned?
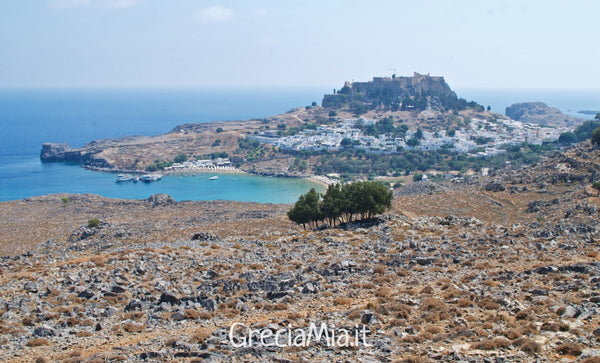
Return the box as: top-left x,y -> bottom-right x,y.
1,144 -> 600,362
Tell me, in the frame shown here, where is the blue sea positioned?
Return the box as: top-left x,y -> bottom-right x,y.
0,88 -> 328,203
0,88 -> 598,202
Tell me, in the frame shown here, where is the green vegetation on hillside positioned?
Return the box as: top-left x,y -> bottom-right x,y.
592,127 -> 600,147
287,181 -> 393,229
281,142 -> 554,178
146,159 -> 174,172
574,114 -> 600,142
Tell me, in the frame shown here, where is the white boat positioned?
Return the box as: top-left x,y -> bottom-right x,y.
140,174 -> 163,183
115,174 -> 134,182
209,176 -> 219,180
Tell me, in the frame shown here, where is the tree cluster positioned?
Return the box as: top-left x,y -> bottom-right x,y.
574,119 -> 600,142
307,142 -> 554,176
287,181 -> 393,229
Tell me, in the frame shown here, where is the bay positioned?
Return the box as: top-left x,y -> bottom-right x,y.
1,87 -> 598,202
0,88 -> 327,202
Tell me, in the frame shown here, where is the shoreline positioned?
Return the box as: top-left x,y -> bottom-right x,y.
306,175 -> 339,187
2,161 -> 330,203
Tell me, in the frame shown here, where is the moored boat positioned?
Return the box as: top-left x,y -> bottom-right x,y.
115,174 -> 134,182
209,176 -> 219,180
140,174 -> 162,182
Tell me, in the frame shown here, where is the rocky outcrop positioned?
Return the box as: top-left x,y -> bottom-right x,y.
322,72 -> 458,110
40,143 -> 87,162
505,102 -> 583,127
40,143 -> 113,169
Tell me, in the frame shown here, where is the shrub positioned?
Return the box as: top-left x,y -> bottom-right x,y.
122,322 -> 144,333
87,218 -> 101,229
593,181 -> 600,194
556,342 -> 583,356
513,337 -> 542,355
472,337 -> 511,350
61,197 -> 69,204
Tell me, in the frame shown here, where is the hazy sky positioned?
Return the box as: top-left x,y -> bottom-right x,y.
1,0 -> 598,89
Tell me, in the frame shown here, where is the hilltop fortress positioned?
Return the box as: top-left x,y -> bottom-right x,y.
322,72 -> 458,110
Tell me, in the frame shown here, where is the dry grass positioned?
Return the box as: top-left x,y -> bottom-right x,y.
472,337 -> 511,350
190,327 -> 213,344
333,297 -> 353,306
27,338 -> 50,347
512,337 -> 542,355
122,323 -> 144,333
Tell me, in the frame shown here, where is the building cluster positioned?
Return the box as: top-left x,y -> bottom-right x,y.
253,117 -> 570,157
166,157 -> 232,172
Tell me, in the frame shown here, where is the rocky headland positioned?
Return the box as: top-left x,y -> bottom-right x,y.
505,102 -> 584,128
39,73 -> 505,176
3,142 -> 600,362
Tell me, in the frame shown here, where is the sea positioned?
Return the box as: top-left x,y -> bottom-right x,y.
0,88 -> 598,203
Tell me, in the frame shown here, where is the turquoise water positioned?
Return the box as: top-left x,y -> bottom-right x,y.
0,88 -> 327,202
0,88 -> 598,202
0,158 -> 321,203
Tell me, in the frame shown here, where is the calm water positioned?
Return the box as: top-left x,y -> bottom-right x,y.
0,88 -> 598,202
0,88 -> 327,202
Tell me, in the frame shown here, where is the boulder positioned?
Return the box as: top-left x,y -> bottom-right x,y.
147,194 -> 175,207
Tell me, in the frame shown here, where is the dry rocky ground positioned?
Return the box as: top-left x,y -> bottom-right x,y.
1,144 -> 600,362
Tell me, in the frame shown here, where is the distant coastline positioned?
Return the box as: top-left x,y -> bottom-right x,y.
578,110 -> 600,115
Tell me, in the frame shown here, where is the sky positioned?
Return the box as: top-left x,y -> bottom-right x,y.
0,0 -> 598,90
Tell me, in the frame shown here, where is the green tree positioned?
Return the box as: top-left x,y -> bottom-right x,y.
350,101 -> 368,116
340,138 -> 353,148
592,127 -> 600,146
574,120 -> 600,141
406,137 -> 420,147
174,153 -> 187,163
287,194 -> 312,230
216,127 -> 224,133
558,132 -> 577,145
288,181 -> 393,229
415,129 -> 424,139
320,184 -> 343,225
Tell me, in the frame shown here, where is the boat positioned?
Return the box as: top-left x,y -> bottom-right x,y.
140,174 -> 163,183
115,174 -> 134,183
209,176 -> 219,180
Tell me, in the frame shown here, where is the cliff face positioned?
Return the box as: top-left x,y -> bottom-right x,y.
40,143 -> 112,169
322,72 -> 458,110
505,102 -> 584,128
40,143 -> 89,163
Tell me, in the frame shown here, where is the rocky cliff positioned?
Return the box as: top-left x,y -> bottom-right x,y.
505,102 -> 584,128
322,72 -> 461,111
41,143 -> 113,169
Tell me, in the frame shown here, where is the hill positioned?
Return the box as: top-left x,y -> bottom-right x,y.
322,72 -> 482,113
2,141 -> 600,361
505,102 -> 584,128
